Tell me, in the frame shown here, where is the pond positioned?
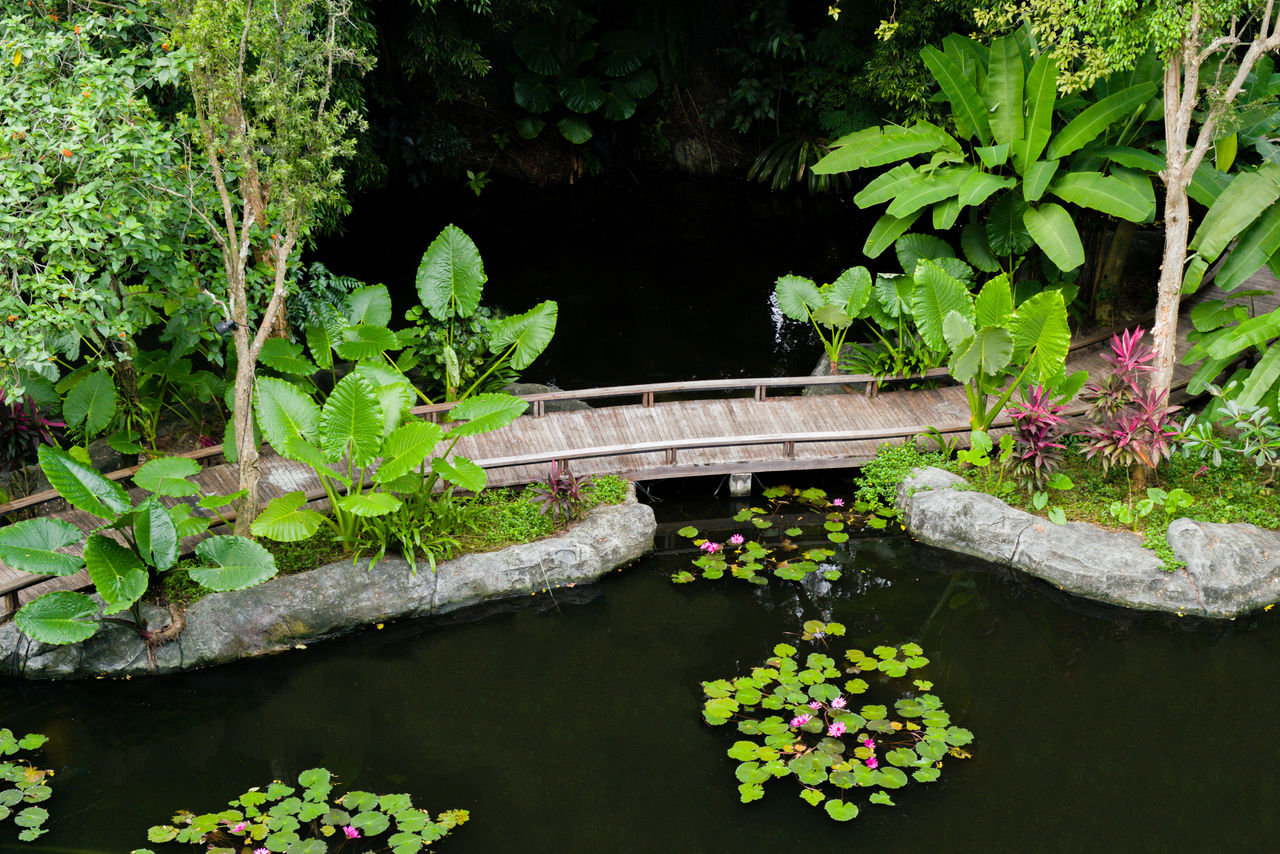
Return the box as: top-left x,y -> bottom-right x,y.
314,178 -> 871,388
4,490 -> 1279,852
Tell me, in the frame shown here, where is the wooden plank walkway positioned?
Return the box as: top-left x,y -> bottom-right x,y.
3,269 -> 1277,613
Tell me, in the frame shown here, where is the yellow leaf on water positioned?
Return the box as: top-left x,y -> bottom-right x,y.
1266,604 -> 1275,612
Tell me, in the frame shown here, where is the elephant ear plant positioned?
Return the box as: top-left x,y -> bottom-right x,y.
0,446 -> 276,645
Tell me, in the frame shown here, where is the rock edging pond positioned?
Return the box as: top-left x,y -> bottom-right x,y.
895,467 -> 1280,619
0,487 -> 656,680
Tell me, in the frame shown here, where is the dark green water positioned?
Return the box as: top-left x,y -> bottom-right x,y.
5,497 -> 1280,852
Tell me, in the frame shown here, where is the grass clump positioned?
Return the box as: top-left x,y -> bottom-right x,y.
462,474 -> 628,552
854,442 -> 950,507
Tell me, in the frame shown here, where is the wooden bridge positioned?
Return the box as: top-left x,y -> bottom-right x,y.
2,271 -> 1277,614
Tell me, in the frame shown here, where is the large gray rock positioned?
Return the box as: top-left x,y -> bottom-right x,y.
896,466 -> 1280,619
0,488 -> 655,679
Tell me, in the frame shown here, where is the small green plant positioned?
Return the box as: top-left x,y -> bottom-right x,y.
131,767 -> 468,852
702,626 -> 972,821
0,729 -> 53,842
1107,487 -> 1195,532
0,446 -> 276,645
854,441 -> 950,509
527,459 -> 586,525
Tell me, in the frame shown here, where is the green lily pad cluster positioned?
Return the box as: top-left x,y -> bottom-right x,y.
701,629 -> 973,822
132,768 -> 467,854
670,487 -> 856,585
0,729 -> 53,843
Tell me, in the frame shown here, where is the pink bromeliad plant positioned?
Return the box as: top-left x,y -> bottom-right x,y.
1005,384 -> 1068,491
1078,327 -> 1179,477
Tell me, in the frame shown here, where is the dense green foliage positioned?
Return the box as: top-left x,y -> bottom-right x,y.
702,627 -> 972,820
133,767 -> 467,852
0,729 -> 52,843
0,445 -> 274,644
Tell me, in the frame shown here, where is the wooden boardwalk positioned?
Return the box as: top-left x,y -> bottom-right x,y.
2,270 -> 1277,613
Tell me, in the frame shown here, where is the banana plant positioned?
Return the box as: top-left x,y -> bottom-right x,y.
813,32 -> 1162,274
0,446 -> 275,645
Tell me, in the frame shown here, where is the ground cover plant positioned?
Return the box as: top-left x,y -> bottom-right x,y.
132,767 -> 467,853
701,622 -> 972,821
0,729 -> 52,843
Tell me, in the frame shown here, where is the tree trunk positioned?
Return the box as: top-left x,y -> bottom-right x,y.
231,297 -> 259,537
1150,180 -> 1192,394
1097,220 -> 1136,320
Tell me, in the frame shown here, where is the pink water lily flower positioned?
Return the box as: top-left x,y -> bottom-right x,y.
863,737 -> 875,748
230,821 -> 247,833
343,825 -> 361,839
700,541 -> 721,553
790,713 -> 812,727
808,700 -> 822,710
831,696 -> 846,709
828,721 -> 847,738
255,849 -> 269,854
831,498 -> 844,507
728,533 -> 745,545
865,756 -> 879,769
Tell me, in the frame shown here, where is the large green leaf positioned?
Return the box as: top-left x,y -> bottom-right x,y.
189,536 -> 278,592
304,304 -> 345,370
558,114 -> 594,144
133,497 -> 178,572
884,167 -> 971,218
83,534 -> 147,614
601,87 -> 638,121
613,67 -> 657,99
853,163 -> 917,207
1093,145 -> 1164,172
921,46 -> 991,144
895,234 -> 954,278
374,421 -> 444,484
987,35 -> 1024,146
828,267 -> 873,316
354,363 -> 412,440
335,492 -> 403,518
1010,289 -> 1070,380
0,518 -> 83,577
961,222 -> 1000,272
431,456 -> 487,492
1216,203 -> 1280,291
416,224 -> 486,322
37,445 -> 129,521
513,24 -> 562,75
1235,343 -> 1280,409
1015,51 -> 1058,172
255,377 -> 321,454
874,275 -> 914,318
956,171 -> 1015,209
514,71 -> 557,113
814,124 -> 955,174
559,75 -> 607,113
912,260 -> 975,352
986,193 -> 1034,257
775,276 -> 822,321
15,592 -> 99,645
932,197 -> 962,230
445,393 -> 528,438
975,275 -> 1014,327
320,373 -> 385,467
251,492 -> 326,542
257,338 -> 317,377
488,301 -> 558,370
346,285 -> 393,327
133,456 -> 201,497
1047,82 -> 1157,159
1022,160 -> 1060,202
1191,164 -> 1280,261
1023,203 -> 1085,271
1049,171 -> 1155,222
1206,311 -> 1280,360
600,29 -> 649,75
952,325 -> 1014,381
62,370 -> 116,436
863,210 -> 923,258
334,325 -> 400,361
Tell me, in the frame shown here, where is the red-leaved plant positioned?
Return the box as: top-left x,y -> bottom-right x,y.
1004,384 -> 1067,490
1077,327 -> 1179,473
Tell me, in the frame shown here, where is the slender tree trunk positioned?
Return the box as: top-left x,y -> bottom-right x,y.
229,261 -> 259,536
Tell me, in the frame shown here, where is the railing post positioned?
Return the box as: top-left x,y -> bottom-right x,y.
3,591 -> 17,620
755,385 -> 766,401
534,400 -> 545,417
665,447 -> 677,465
783,441 -> 795,459
643,391 -> 654,408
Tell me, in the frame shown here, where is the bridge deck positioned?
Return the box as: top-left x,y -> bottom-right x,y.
2,270 -> 1276,612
